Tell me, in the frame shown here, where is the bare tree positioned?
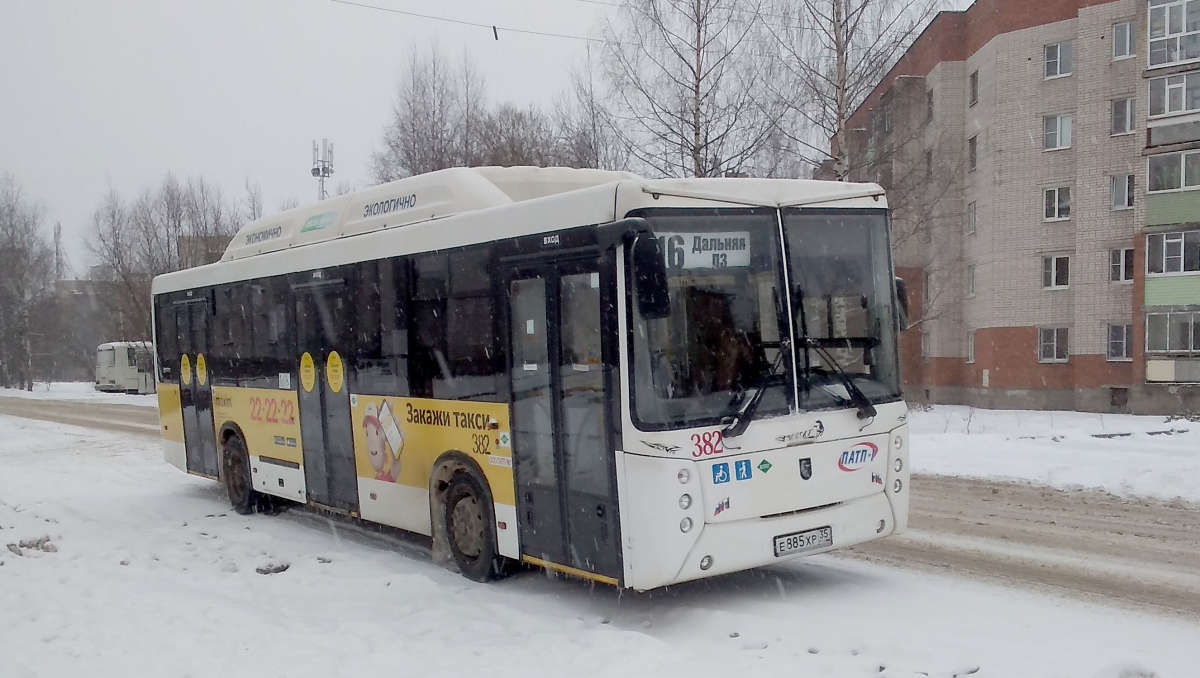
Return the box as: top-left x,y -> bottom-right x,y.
372,45 -> 467,182
242,178 -> 264,222
0,175 -> 55,389
276,196 -> 301,211
87,175 -> 244,340
601,0 -> 785,178
482,103 -> 559,167
554,52 -> 630,171
765,0 -> 940,179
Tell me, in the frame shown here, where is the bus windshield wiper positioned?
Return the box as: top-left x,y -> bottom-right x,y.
802,338 -> 877,420
721,351 -> 784,439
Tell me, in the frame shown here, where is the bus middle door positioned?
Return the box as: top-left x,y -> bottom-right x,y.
292,278 -> 359,513
506,255 -> 621,582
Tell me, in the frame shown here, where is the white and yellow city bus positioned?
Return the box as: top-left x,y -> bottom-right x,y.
151,166 -> 910,590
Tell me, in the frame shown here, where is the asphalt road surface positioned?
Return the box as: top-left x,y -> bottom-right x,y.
2,394 -> 1196,618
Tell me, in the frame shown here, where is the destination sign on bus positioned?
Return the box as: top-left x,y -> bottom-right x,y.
657,232 -> 751,270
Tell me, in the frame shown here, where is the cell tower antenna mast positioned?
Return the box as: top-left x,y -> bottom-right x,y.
311,139 -> 334,201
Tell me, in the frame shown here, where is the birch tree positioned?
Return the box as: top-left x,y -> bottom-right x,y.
0,175 -> 55,390
554,54 -> 630,171
601,0 -> 785,178
765,0 -> 940,179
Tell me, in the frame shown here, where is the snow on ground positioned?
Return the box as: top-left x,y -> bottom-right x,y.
1,415 -> 1196,678
0,381 -> 158,408
910,405 -> 1200,504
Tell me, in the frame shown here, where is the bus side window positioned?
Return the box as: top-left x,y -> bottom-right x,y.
127,347 -> 137,367
155,296 -> 178,382
353,258 -> 410,396
410,254 -> 448,399
409,248 -> 499,402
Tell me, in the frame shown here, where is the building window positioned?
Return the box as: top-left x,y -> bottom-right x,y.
1111,98 -> 1135,134
966,200 -> 977,234
1149,0 -> 1200,67
1114,21 -> 1135,59
1044,114 -> 1073,149
1043,255 -> 1070,288
1045,42 -> 1073,77
969,71 -> 979,106
920,331 -> 930,361
926,90 -> 935,121
1038,327 -> 1069,362
1107,324 -> 1134,360
1149,150 -> 1200,191
1111,174 -> 1135,209
1146,312 -> 1200,353
966,264 -> 976,296
1146,230 -> 1200,274
966,331 -> 975,363
1149,71 -> 1200,117
967,135 -> 978,171
1044,187 -> 1071,220
1111,247 -> 1135,281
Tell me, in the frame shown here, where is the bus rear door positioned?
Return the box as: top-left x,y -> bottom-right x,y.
175,300 -> 219,478
506,255 -> 621,582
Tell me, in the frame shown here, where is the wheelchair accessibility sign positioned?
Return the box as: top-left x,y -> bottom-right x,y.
713,460 -> 753,484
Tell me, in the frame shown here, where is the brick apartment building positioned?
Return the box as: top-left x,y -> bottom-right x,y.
832,0 -> 1200,414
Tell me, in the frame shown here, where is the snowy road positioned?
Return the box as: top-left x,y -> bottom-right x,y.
4,393 -> 1197,618
2,414 -> 1199,677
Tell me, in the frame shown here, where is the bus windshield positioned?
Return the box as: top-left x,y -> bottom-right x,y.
97,348 -> 116,369
629,207 -> 901,432
629,209 -> 792,430
784,208 -> 901,409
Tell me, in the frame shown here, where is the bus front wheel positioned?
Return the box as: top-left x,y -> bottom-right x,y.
222,434 -> 267,515
444,472 -> 506,582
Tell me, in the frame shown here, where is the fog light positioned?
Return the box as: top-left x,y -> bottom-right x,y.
680,517 -> 693,533
679,494 -> 692,510
677,469 -> 691,484
700,555 -> 713,570
894,435 -> 904,450
893,479 -> 903,493
894,458 -> 903,473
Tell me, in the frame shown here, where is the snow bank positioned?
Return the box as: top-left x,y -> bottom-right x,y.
910,405 -> 1200,503
0,415 -> 1196,678
0,381 -> 157,407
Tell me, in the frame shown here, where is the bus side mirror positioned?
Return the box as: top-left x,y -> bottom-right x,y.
632,234 -> 671,319
894,277 -> 909,331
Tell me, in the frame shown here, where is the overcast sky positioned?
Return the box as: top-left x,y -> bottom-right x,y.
0,0 -> 609,275
2,0 -> 971,276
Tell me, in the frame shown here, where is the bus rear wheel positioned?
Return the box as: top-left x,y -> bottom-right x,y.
445,472 -> 507,582
222,434 -> 267,515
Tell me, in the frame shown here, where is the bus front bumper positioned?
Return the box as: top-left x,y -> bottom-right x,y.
665,491 -> 896,586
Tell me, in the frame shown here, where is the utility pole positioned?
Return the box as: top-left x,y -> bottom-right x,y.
312,139 -> 335,201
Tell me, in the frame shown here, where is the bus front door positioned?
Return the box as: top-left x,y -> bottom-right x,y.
293,281 -> 359,513
507,257 -> 621,582
176,300 -> 219,478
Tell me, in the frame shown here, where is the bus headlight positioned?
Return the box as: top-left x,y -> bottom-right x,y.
700,555 -> 713,570
894,458 -> 903,473
677,469 -> 690,484
894,435 -> 903,450
680,517 -> 693,533
679,494 -> 692,510
893,479 -> 903,493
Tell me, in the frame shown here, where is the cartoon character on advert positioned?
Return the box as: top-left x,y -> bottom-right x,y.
363,401 -> 404,483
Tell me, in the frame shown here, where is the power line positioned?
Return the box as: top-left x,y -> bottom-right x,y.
329,0 -> 603,43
